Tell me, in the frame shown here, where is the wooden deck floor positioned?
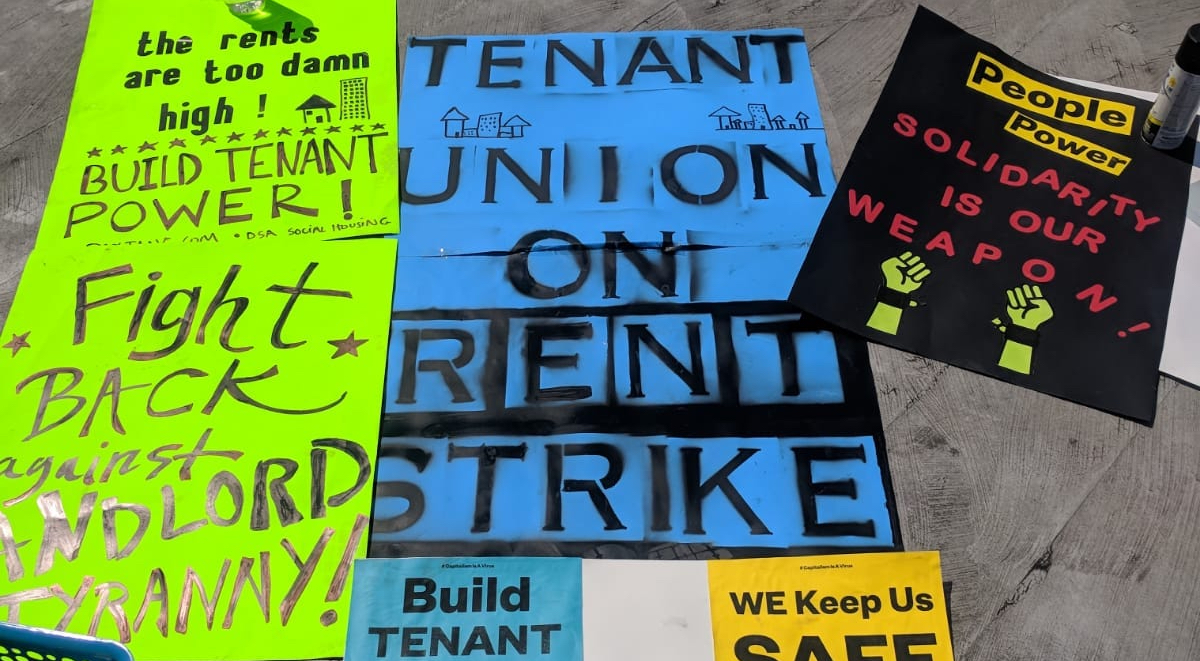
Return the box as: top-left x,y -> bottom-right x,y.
2,0 -> 1199,658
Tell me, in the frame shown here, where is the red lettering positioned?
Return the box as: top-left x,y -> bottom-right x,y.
893,113 -> 918,138
1109,193 -> 1135,216
939,185 -> 954,208
889,213 -> 918,243
956,193 -> 982,216
847,189 -> 884,223
938,187 -> 981,217
1009,209 -> 1040,233
972,243 -> 1002,264
1133,208 -> 1160,232
999,164 -> 1028,187
1041,216 -> 1074,242
1022,258 -> 1055,283
923,128 -> 951,153
1073,226 -> 1106,254
1058,181 -> 1090,207
925,230 -> 955,257
1030,168 -> 1061,191
955,140 -> 978,166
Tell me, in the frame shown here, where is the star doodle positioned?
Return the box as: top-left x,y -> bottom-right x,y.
227,131 -> 245,142
2,332 -> 30,357
138,141 -> 157,152
371,122 -> 385,130
200,135 -> 217,144
328,332 -> 368,359
350,124 -> 364,132
254,129 -> 270,139
301,126 -> 316,136
325,125 -> 341,134
277,127 -> 293,136
111,144 -> 126,154
169,138 -> 187,148
87,147 -> 102,158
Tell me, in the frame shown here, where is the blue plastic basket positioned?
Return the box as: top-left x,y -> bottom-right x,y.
0,623 -> 133,661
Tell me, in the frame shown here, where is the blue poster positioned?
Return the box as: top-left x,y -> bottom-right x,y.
377,31 -> 901,557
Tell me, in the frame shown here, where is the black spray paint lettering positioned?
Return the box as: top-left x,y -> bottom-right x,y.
371,446 -> 431,534
506,229 -> 677,301
392,315 -> 819,412
399,143 -> 824,206
409,33 -> 805,87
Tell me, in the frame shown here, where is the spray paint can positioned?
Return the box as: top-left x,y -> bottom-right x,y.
1142,24 -> 1200,150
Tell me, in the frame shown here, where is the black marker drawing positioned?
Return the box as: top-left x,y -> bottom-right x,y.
441,106 -> 531,139
709,103 -> 811,131
339,77 -> 370,120
298,94 -> 336,124
2,332 -> 29,356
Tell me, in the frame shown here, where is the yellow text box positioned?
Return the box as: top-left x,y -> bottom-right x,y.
707,552 -> 954,661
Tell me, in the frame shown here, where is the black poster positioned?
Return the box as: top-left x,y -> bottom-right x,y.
790,7 -> 1191,423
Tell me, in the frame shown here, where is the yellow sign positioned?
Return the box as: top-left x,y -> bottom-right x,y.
35,0 -> 398,250
1004,112 -> 1131,174
0,238 -> 396,660
966,52 -> 1135,135
707,552 -> 953,661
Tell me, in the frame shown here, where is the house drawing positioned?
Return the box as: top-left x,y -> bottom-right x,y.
441,107 -> 531,138
297,95 -> 336,124
708,103 -> 814,131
